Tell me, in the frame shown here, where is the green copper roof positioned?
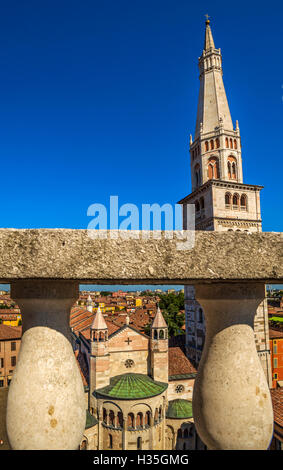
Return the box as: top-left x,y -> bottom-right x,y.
94,373 -> 168,400
85,410 -> 98,429
166,399 -> 193,419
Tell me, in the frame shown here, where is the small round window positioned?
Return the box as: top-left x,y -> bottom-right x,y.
125,359 -> 134,368
175,384 -> 184,393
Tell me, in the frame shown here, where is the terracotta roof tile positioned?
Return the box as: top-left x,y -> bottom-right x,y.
269,328 -> 283,339
270,388 -> 283,427
75,350 -> 89,388
0,325 -> 22,341
168,346 -> 197,377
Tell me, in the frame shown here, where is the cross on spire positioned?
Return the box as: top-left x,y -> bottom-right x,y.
205,13 -> 210,24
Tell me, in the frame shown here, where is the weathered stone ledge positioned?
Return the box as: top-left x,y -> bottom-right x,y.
0,229 -> 281,284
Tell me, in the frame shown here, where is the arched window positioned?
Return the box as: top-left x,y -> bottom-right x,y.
154,408 -> 159,424
225,137 -> 229,148
145,411 -> 151,426
154,329 -> 158,340
230,138 -> 233,148
232,163 -> 237,179
128,413 -> 135,429
216,138 -> 220,148
207,157 -> 219,179
233,193 -> 240,208
136,412 -> 143,428
195,200 -> 200,212
137,437 -> 142,450
210,139 -> 214,150
208,163 -> 213,179
200,197 -> 204,210
117,412 -> 123,428
109,410 -> 115,427
225,192 -> 232,207
240,194 -> 247,210
81,439 -> 87,450
228,156 -> 237,180
205,141 -> 209,152
103,408 -> 107,424
194,164 -> 200,187
234,139 -> 237,149
227,161 -> 231,179
109,434 -> 113,449
198,308 -> 203,323
159,329 -> 164,339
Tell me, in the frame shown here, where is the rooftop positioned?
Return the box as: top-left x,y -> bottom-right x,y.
166,399 -> 193,419
0,324 -> 22,341
270,388 -> 283,428
94,373 -> 168,400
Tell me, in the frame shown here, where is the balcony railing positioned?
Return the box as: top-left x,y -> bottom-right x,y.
0,229 -> 282,450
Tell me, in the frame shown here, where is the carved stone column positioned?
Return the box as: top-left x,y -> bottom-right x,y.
7,280 -> 85,450
193,282 -> 273,450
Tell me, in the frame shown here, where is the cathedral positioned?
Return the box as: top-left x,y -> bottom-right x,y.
73,305 -> 204,450
178,18 -> 272,386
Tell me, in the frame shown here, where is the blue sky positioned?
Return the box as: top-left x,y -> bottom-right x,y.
0,0 -> 282,232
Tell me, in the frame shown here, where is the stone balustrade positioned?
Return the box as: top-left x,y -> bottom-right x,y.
1,229 -> 282,450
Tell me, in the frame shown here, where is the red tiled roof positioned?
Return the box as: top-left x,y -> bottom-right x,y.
168,346 -> 197,377
269,328 -> 283,339
75,350 -> 89,388
0,325 -> 22,340
270,388 -> 283,427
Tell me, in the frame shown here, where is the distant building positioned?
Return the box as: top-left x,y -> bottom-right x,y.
0,325 -> 21,388
269,328 -> 283,388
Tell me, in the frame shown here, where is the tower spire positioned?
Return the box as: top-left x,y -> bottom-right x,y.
204,16 -> 215,50
188,19 -> 243,191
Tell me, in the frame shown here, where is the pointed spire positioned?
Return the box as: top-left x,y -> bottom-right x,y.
91,305 -> 107,330
204,17 -> 215,50
152,306 -> 167,329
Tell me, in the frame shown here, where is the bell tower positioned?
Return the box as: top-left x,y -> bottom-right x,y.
179,18 -> 272,387
191,18 -> 243,191
89,306 -> 110,408
150,307 -> 168,383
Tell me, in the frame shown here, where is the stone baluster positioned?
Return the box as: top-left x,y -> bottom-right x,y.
6,281 -> 86,450
193,282 -> 273,450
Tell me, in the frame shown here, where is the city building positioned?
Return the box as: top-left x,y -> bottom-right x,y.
178,19 -> 272,386
0,325 -> 21,388
269,328 -> 283,388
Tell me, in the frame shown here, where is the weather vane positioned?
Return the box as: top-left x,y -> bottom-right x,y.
205,13 -> 210,22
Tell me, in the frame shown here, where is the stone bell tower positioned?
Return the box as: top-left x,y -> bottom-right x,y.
150,307 -> 168,383
179,18 -> 272,387
89,306 -> 110,409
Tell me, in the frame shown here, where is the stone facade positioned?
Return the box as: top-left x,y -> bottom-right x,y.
179,20 -> 272,387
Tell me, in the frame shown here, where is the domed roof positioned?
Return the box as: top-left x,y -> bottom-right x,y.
166,399 -> 193,419
94,373 -> 168,400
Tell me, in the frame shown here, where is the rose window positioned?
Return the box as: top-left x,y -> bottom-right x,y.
125,359 -> 134,368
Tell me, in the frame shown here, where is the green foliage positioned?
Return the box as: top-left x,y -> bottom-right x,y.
144,292 -> 185,338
